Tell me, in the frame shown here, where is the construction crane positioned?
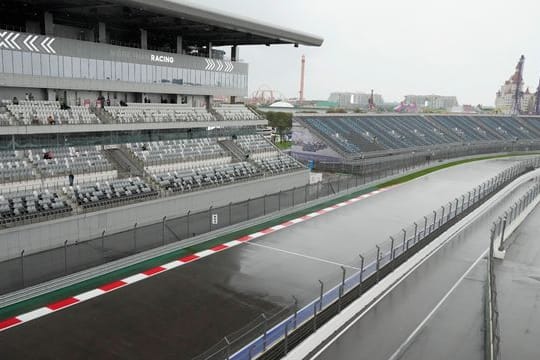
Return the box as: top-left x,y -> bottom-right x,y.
536,78 -> 540,115
512,55 -> 525,115
368,89 -> 376,111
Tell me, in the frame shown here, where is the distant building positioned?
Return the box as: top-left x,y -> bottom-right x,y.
328,92 -> 384,108
495,56 -> 538,114
403,95 -> 458,110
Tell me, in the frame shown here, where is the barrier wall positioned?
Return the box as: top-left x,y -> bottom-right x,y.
0,170 -> 309,261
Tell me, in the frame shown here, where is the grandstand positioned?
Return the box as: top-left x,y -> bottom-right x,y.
292,114 -> 540,161
0,0 -> 323,231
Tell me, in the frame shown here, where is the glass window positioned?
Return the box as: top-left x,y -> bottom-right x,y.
146,64 -> 152,83
96,60 -> 103,80
141,64 -> 146,83
2,50 -> 13,74
22,52 -> 32,75
32,52 -> 41,76
155,66 -> 161,83
80,58 -> 88,78
121,62 -> 128,81
104,61 -> 111,80
89,59 -> 96,79
134,63 -> 141,82
58,56 -> 63,77
64,56 -> 72,77
115,62 -> 121,80
128,63 -> 134,82
41,54 -> 50,76
72,57 -> 81,78
13,51 -> 22,74
49,54 -> 58,77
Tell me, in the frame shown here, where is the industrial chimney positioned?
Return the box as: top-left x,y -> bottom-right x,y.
299,55 -> 306,103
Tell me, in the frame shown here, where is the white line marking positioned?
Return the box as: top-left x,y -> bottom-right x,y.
387,247 -> 489,360
246,242 -> 360,270
17,307 -> 53,322
122,273 -> 148,284
74,289 -> 105,302
161,261 -> 182,270
195,250 -> 215,258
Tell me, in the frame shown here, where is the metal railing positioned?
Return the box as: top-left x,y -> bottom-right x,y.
192,158 -> 540,360
485,178 -> 540,360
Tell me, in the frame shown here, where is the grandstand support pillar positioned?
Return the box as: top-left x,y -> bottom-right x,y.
44,11 -> 54,36
176,35 -> 183,54
208,42 -> 213,58
98,22 -> 107,43
140,29 -> 148,50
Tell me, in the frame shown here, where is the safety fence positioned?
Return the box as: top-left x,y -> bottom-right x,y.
192,158 -> 540,360
485,179 -> 540,360
0,152 -> 433,294
312,140 -> 540,176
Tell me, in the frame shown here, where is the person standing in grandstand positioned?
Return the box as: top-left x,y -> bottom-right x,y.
68,172 -> 75,187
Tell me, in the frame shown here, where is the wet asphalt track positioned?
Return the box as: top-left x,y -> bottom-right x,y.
0,158 -> 529,360
313,170 -> 535,360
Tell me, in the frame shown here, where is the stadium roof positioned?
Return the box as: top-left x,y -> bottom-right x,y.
1,0 -> 324,47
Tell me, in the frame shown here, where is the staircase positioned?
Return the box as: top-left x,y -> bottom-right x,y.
210,108 -> 225,121
104,147 -> 144,177
218,139 -> 247,162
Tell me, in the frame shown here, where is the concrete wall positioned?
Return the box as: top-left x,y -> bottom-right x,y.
0,170 -> 309,261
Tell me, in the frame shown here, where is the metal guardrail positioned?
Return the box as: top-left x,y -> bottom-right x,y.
192,157 -> 540,360
485,178 -> 540,360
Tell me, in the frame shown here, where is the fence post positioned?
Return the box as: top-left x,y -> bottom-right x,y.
187,210 -> 191,237
440,206 -> 445,226
376,245 -> 381,283
229,202 -> 232,225
292,187 -> 296,206
432,210 -> 437,229
101,230 -> 106,253
209,206 -> 213,231
338,266 -> 346,312
262,314 -> 268,351
20,249 -> 25,288
264,194 -> 267,215
305,184 -> 308,203
318,280 -> 324,311
317,182 -> 320,199
293,296 -> 298,328
358,254 -> 364,295
247,198 -> 250,219
498,215 -> 507,252
402,229 -> 407,253
162,216 -> 166,245
414,222 -> 418,243
133,222 -> 137,251
224,336 -> 231,360
284,321 -> 289,355
423,216 -> 428,238
64,240 -> 68,274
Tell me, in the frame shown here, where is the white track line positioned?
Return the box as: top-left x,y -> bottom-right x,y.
246,242 -> 360,270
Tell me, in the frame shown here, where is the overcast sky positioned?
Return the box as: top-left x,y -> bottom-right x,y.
202,0 -> 540,106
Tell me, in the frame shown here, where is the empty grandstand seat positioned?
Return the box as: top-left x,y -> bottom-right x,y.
213,104 -> 263,121
106,103 -> 215,123
5,100 -> 101,125
0,190 -> 71,226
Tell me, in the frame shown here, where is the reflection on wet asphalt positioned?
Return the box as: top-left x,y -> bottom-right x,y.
0,157 -> 530,360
